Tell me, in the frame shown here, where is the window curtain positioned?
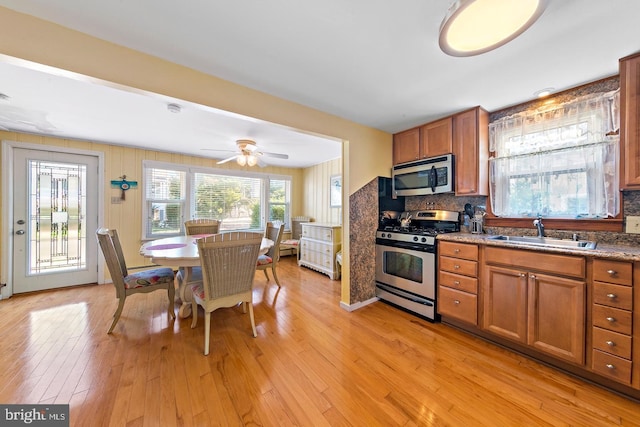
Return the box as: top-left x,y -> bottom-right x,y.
489,90 -> 620,218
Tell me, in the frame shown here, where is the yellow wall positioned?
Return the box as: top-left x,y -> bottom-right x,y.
302,158 -> 342,224
0,7 -> 393,304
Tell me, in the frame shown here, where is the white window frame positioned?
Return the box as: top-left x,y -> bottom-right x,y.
142,160 -> 292,240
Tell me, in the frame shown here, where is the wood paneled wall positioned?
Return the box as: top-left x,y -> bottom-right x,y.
302,158 -> 342,224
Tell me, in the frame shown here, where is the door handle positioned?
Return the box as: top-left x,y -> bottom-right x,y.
17,219 -> 25,225
15,230 -> 25,235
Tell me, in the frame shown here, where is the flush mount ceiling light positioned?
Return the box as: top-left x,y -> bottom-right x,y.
534,87 -> 555,98
439,0 -> 548,57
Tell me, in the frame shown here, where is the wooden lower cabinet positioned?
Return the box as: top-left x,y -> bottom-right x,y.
483,265 -> 528,343
482,247 -> 586,365
438,240 -> 640,398
527,273 -> 585,364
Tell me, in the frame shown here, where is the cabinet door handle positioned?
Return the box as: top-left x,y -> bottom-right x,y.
606,340 -> 615,347
605,364 -> 615,370
606,269 -> 617,276
606,317 -> 616,323
529,274 -> 536,279
519,273 -> 526,278
454,300 -> 460,305
606,293 -> 617,299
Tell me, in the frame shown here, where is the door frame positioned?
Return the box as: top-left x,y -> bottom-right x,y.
1,140 -> 105,299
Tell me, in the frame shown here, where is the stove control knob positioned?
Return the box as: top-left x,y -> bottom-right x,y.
421,237 -> 427,243
413,236 -> 419,242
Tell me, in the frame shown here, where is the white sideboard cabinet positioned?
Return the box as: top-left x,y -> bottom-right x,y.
298,223 -> 342,280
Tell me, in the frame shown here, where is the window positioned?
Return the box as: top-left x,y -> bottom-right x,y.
143,161 -> 291,239
489,90 -> 620,219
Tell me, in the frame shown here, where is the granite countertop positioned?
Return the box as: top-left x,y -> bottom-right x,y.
437,232 -> 640,262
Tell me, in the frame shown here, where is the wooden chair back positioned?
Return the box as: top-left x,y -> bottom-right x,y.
96,228 -> 128,297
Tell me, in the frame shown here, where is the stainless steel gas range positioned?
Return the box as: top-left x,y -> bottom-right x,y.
375,209 -> 460,321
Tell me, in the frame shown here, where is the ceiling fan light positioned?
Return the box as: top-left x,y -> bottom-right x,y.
236,154 -> 247,166
439,0 -> 547,57
247,154 -> 258,167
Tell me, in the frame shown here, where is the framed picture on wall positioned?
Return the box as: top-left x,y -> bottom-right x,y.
330,175 -> 342,207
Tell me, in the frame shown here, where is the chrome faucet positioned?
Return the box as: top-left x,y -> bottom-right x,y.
533,216 -> 545,237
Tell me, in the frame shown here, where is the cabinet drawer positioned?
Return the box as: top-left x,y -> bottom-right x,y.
300,248 -> 334,269
300,240 -> 335,255
439,241 -> 478,261
593,282 -> 633,310
438,286 -> 477,325
301,225 -> 340,243
439,271 -> 478,294
439,256 -> 477,277
592,304 -> 632,335
592,327 -> 632,360
593,259 -> 633,286
592,350 -> 632,385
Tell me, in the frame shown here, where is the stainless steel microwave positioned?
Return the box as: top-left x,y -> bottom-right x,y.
392,154 -> 454,196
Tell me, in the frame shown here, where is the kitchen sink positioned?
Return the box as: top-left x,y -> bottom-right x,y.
487,235 -> 597,250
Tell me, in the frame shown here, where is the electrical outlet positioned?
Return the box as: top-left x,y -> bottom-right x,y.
626,215 -> 640,234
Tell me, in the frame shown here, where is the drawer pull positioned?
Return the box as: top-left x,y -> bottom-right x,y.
606,269 -> 617,276
605,364 -> 615,370
454,248 -> 460,253
606,317 -> 616,323
454,265 -> 460,269
606,340 -> 615,347
453,280 -> 460,285
606,293 -> 617,299
454,300 -> 460,305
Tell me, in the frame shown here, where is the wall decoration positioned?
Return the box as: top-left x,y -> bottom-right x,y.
110,175 -> 138,200
330,175 -> 342,207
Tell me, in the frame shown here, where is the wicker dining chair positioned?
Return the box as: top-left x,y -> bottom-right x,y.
190,232 -> 263,355
184,219 -> 221,236
96,228 -> 176,333
177,219 -> 222,285
256,221 -> 285,287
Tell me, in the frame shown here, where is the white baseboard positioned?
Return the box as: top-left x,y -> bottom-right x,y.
339,296 -> 379,312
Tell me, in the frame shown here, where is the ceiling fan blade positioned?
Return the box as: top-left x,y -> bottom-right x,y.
260,151 -> 289,159
216,155 -> 238,164
202,148 -> 237,153
256,157 -> 267,167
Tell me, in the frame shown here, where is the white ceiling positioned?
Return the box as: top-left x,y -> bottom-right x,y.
0,0 -> 639,168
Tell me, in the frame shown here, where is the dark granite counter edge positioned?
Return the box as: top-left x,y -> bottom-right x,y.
437,233 -> 640,262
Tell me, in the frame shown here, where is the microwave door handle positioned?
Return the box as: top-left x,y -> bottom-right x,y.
430,165 -> 437,193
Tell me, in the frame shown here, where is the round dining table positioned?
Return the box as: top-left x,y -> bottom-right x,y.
140,234 -> 274,318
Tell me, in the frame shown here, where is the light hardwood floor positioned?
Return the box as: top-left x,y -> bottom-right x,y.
1,256 -> 639,426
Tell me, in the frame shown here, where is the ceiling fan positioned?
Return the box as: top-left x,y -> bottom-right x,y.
203,139 -> 289,167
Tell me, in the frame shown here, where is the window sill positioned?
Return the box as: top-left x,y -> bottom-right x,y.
483,217 -> 623,233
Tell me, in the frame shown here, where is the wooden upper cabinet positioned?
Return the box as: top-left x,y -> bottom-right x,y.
620,52 -> 640,188
420,117 -> 452,158
393,128 -> 420,165
453,107 -> 489,196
